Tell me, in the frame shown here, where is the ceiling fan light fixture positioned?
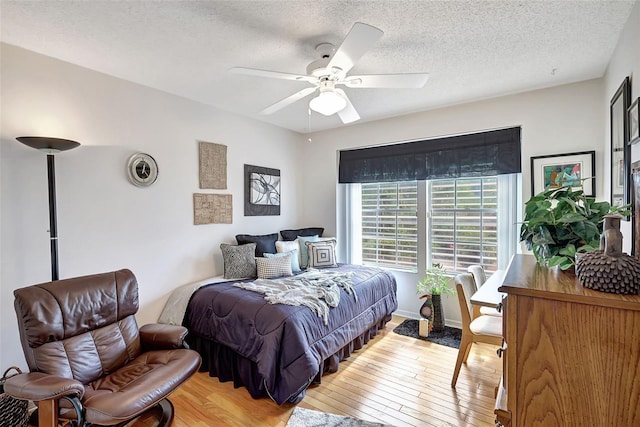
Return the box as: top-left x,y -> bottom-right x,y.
309,91 -> 347,116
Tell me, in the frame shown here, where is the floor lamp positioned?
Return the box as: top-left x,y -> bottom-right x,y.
17,136 -> 80,281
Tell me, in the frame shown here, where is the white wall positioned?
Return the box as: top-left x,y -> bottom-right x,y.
303,79 -> 605,325
0,43 -> 304,369
605,1 -> 640,249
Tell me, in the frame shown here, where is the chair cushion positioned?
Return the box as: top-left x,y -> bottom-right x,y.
15,270 -> 142,384
469,315 -> 502,337
479,306 -> 503,317
14,269 -> 138,348
467,265 -> 487,286
71,349 -> 201,425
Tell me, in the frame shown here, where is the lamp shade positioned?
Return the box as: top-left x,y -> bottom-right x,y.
17,136 -> 80,153
309,91 -> 347,116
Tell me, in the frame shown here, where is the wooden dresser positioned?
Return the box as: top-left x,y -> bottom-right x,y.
495,254 -> 640,426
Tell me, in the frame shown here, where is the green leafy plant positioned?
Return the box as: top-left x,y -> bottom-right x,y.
416,263 -> 456,296
520,186 -> 631,270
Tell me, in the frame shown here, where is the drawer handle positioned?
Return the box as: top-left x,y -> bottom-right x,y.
497,346 -> 506,358
496,302 -> 503,313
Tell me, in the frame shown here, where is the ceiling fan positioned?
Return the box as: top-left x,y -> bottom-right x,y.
230,22 -> 429,124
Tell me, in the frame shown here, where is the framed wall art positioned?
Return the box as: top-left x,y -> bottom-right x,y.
610,76 -> 630,210
199,141 -> 227,189
193,193 -> 232,224
530,151 -> 595,197
244,164 -> 280,216
629,97 -> 640,145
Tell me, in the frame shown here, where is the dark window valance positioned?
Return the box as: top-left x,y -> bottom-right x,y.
338,127 -> 521,183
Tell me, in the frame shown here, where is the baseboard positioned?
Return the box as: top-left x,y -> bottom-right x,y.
393,309 -> 462,329
446,320 -> 462,329
394,309 -> 419,319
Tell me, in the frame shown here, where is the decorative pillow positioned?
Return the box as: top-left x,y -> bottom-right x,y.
256,254 -> 293,279
235,233 -> 278,257
297,235 -> 319,269
220,243 -> 257,279
265,249 -> 301,273
276,240 -> 301,267
306,239 -> 338,269
280,227 -> 324,241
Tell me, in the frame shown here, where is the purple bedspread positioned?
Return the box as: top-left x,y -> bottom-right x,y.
184,264 -> 397,404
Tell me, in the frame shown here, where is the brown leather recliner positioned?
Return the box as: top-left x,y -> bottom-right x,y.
4,269 -> 202,427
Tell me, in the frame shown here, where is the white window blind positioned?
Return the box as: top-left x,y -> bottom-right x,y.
348,175 -> 517,275
361,181 -> 418,270
429,177 -> 499,273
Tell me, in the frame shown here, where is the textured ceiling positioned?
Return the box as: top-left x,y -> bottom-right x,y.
1,0 -> 636,134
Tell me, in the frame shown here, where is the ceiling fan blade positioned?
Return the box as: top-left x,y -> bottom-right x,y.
327,22 -> 383,75
335,89 -> 360,124
343,73 -> 429,89
230,67 -> 317,84
260,87 -> 317,115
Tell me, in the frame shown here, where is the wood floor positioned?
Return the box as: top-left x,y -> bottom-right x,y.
131,316 -> 502,427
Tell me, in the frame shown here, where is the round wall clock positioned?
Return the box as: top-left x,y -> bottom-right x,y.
127,152 -> 158,187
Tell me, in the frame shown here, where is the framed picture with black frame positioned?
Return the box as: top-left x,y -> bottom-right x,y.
629,97 -> 640,145
530,151 -> 595,197
244,164 -> 281,216
610,76 -> 631,212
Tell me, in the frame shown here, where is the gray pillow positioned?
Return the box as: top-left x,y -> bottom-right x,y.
220,243 -> 257,279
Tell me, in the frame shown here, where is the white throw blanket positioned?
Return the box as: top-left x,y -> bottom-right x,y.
234,269 -> 356,324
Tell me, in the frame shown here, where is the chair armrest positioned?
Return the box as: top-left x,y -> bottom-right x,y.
139,323 -> 189,350
4,372 -> 84,402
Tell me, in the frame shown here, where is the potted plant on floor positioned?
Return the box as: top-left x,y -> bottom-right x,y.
520,186 -> 631,271
416,263 -> 456,332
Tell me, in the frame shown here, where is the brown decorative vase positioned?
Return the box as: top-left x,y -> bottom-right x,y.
576,215 -> 640,294
419,294 -> 444,332
431,294 -> 445,332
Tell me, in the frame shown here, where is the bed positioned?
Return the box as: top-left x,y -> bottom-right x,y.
175,263 -> 397,404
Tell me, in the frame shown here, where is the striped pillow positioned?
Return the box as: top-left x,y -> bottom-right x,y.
305,239 -> 338,269
256,254 -> 293,279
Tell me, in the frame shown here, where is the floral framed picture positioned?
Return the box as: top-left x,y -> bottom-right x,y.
610,77 -> 630,209
244,164 -> 281,216
629,97 -> 640,145
530,151 -> 595,197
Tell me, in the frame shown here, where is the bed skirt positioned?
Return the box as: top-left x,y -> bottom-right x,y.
187,313 -> 392,404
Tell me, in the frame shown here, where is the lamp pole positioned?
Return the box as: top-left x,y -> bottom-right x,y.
46,153 -> 59,280
17,137 -> 80,281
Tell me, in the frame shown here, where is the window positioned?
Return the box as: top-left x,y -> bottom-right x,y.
347,175 -> 517,274
361,181 -> 418,270
429,177 -> 498,272
339,128 -> 520,274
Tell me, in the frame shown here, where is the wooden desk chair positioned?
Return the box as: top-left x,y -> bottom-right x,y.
467,265 -> 502,317
451,272 -> 503,388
